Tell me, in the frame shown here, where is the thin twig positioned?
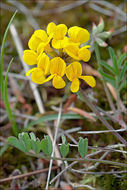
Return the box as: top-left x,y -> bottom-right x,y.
8,0 -> 39,29
78,89 -> 127,146
71,169 -> 127,175
50,161 -> 77,184
0,166 -> 58,183
45,103 -> 62,190
3,72 -> 29,80
93,0 -> 126,18
78,128 -> 126,134
70,183 -> 95,190
1,0 -> 89,16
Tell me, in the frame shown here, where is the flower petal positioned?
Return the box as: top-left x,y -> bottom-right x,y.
79,76 -> 96,87
66,62 -> 82,81
50,57 -> 66,76
68,26 -> 90,43
37,42 -> 45,54
37,53 -> 50,75
31,68 -> 45,84
28,34 -> 42,51
53,24 -> 67,40
26,68 -> 37,76
23,50 -> 37,65
47,22 -> 56,37
70,78 -> 80,93
79,47 -> 91,62
52,39 -> 65,49
34,30 -> 48,42
52,75 -> 66,89
44,74 -> 55,83
64,45 -> 80,60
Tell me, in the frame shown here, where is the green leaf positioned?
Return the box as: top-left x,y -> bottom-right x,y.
18,133 -> 28,152
118,53 -> 127,67
36,138 -> 41,154
22,133 -> 31,152
99,69 -> 116,88
97,17 -> 104,33
119,80 -> 127,91
30,132 -> 36,141
119,61 -> 127,81
41,136 -> 52,156
60,144 -> 69,157
113,55 -> 119,75
108,47 -> 115,61
31,138 -> 41,154
61,135 -> 67,145
78,137 -> 88,158
95,37 -> 107,47
100,60 -> 116,75
92,23 -> 98,34
8,136 -> 26,153
98,31 -> 111,39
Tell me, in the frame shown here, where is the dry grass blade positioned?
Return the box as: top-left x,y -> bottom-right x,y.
67,107 -> 96,122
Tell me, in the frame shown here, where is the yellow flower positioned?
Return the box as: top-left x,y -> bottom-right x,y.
66,62 -> 96,93
23,50 -> 38,65
28,30 -> 49,52
26,53 -> 50,84
68,26 -> 90,44
44,57 -> 66,89
51,24 -> 68,49
28,22 -> 56,53
64,45 -> 91,62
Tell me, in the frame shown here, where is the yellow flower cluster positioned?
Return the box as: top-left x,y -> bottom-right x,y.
23,22 -> 96,92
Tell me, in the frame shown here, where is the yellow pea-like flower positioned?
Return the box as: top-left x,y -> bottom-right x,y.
28,30 -> 49,51
47,22 -> 56,37
64,45 -> 91,62
68,26 -> 90,44
28,29 -> 53,54
44,57 -> 66,89
66,62 -> 96,93
23,22 -> 94,92
23,50 -> 38,65
26,53 -> 50,84
51,24 -> 68,49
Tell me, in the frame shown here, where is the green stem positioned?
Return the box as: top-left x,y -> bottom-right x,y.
27,152 -> 127,168
116,77 -> 121,113
94,42 -> 116,113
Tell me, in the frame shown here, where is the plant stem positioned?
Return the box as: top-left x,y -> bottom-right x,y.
116,77 -> 121,113
45,103 -> 62,190
94,42 -> 116,113
77,89 -> 127,146
27,152 -> 127,168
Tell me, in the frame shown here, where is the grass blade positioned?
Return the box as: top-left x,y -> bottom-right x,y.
26,113 -> 84,130
4,58 -> 18,135
0,10 -> 17,98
